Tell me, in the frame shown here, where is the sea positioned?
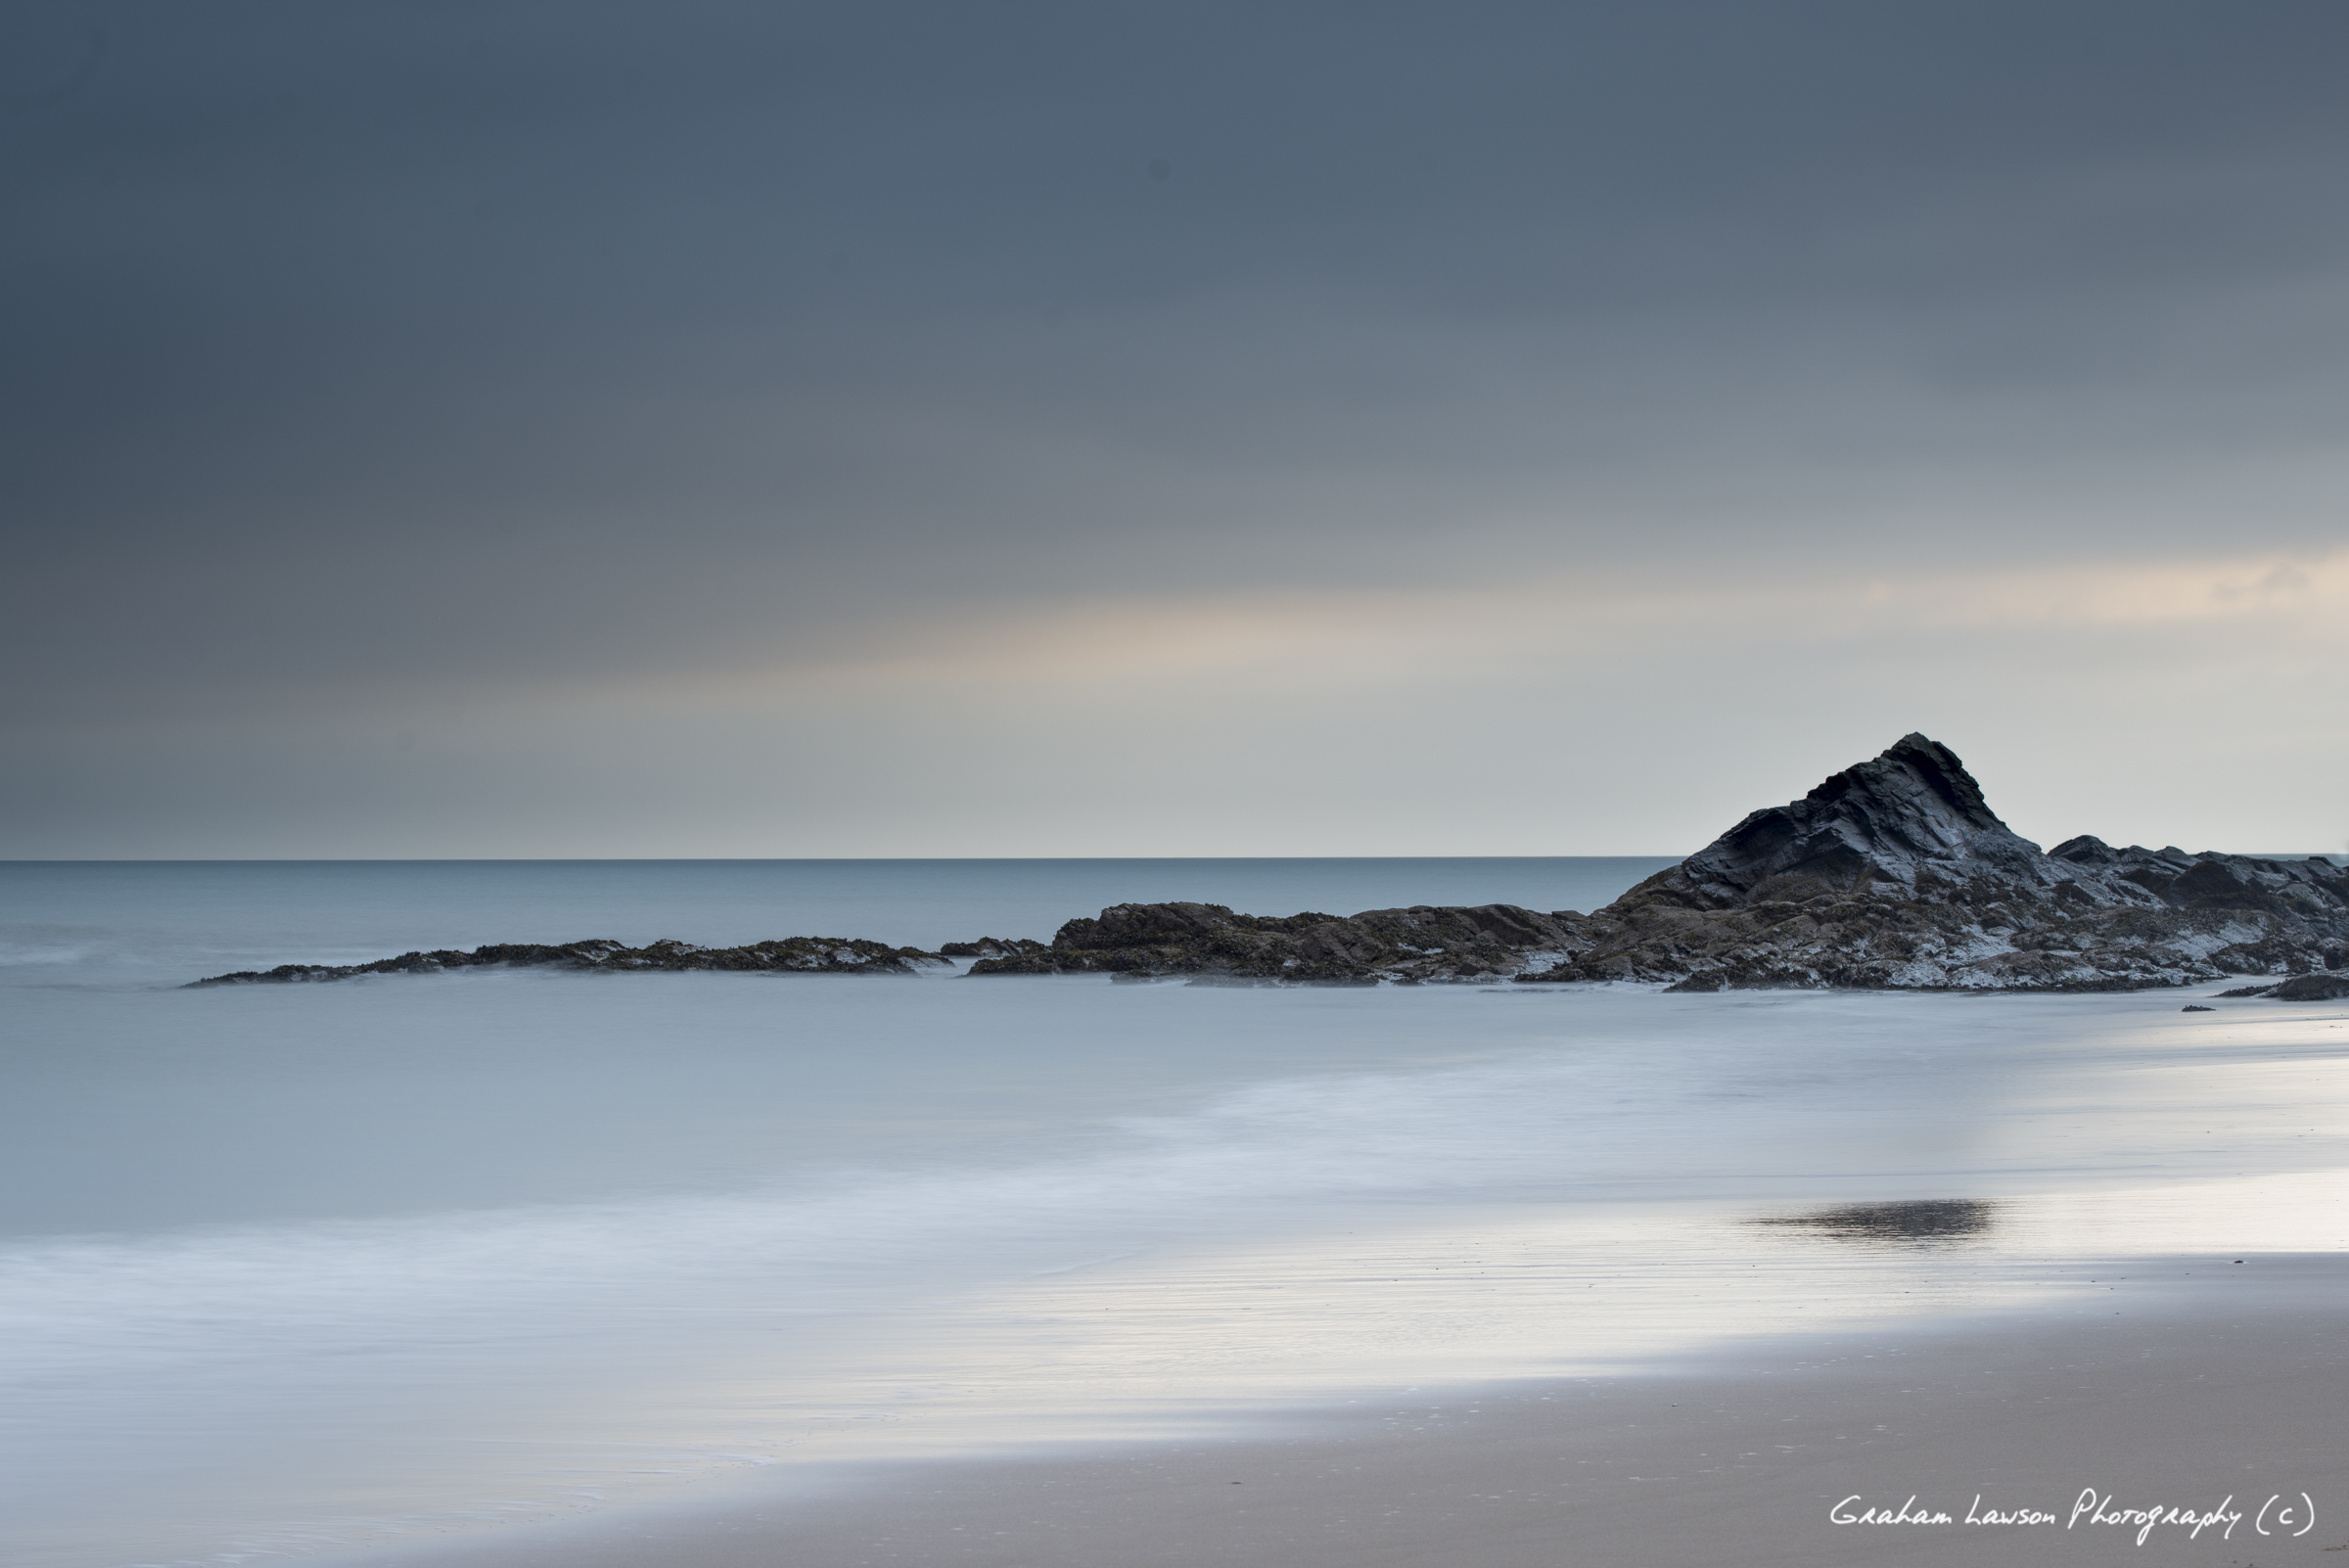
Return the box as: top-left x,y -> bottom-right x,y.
4,858 -> 2346,1568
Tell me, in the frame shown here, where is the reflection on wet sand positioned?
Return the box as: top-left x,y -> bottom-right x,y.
1754,1198 -> 2000,1244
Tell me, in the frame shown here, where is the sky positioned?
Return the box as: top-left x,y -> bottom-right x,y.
4,0 -> 2347,858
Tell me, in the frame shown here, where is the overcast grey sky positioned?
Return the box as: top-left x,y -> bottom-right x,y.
5,0 -> 2347,856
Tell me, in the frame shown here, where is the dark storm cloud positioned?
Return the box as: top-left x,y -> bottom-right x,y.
7,0 -> 2349,721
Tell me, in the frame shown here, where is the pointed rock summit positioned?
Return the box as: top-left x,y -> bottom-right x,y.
1674,733 -> 2043,907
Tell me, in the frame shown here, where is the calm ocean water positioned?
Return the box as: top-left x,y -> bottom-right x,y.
4,859 -> 2345,1568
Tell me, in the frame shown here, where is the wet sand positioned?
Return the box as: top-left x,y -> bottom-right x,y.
373,1255 -> 2349,1568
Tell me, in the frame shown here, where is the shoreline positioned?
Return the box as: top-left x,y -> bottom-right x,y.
363,1256 -> 2349,1568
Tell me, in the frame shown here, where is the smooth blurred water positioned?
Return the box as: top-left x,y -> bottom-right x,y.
3,860 -> 2346,1568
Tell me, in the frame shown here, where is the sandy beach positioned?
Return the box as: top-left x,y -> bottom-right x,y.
369,1254 -> 2347,1568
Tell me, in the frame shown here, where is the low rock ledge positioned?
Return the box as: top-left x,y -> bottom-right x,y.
188,936 -> 951,986
963,900 -> 1585,984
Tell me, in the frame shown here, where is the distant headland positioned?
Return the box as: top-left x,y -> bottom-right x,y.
189,734 -> 2349,994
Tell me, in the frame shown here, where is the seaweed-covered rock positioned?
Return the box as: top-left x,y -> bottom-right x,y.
188,936 -> 949,987
938,937 -> 1050,960
965,900 -> 1588,984
1518,734 -> 2349,992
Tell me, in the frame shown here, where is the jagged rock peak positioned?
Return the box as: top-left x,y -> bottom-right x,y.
1674,733 -> 2046,909
1817,733 -> 2002,829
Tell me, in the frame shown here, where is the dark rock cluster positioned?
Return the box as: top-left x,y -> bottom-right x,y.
962,900 -> 1586,984
186,733 -> 2349,995
189,936 -> 950,986
1516,733 -> 2349,992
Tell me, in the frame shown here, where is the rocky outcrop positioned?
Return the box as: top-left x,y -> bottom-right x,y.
2217,973 -> 2349,1001
1516,733 -> 2349,992
189,936 -> 950,986
964,900 -> 1589,984
184,734 -> 2347,995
